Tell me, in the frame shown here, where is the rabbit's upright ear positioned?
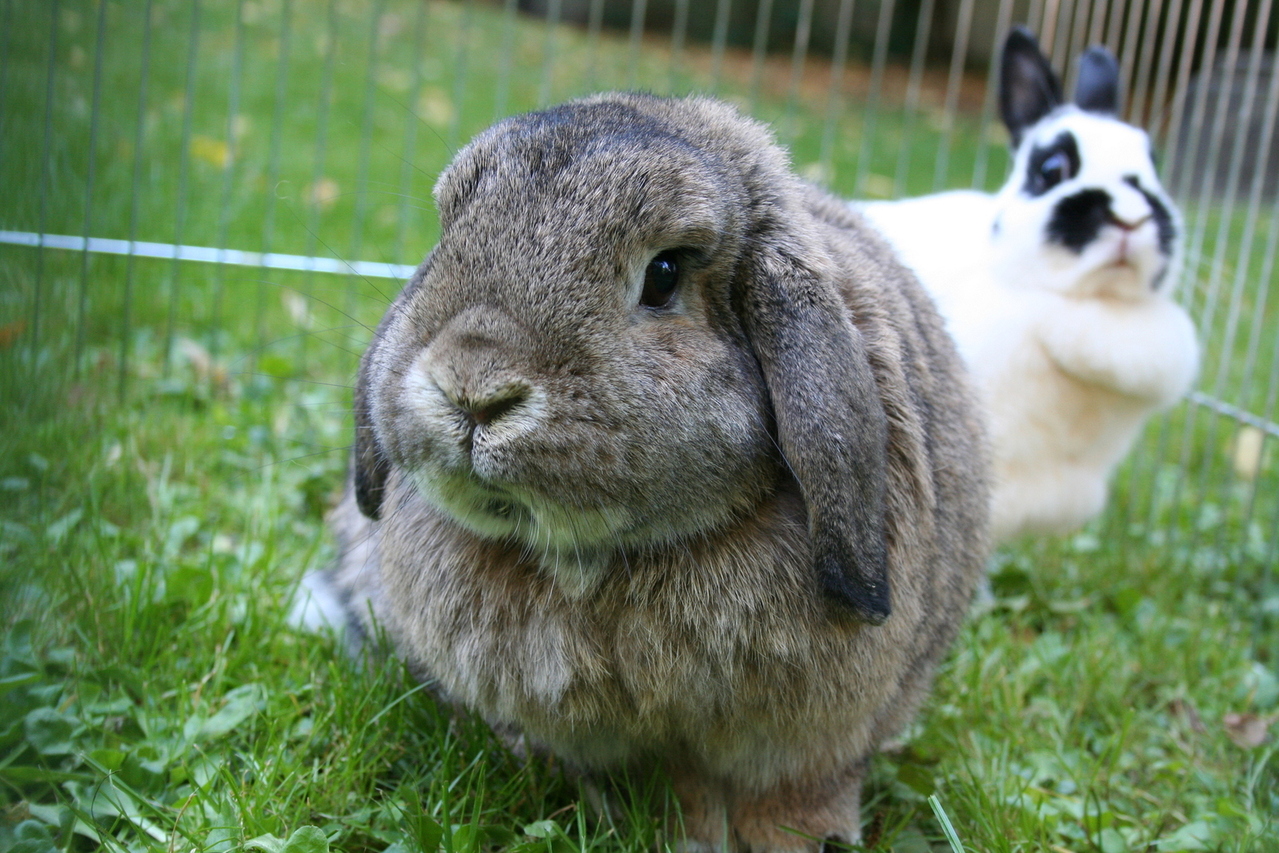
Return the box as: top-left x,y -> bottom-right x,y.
1075,45 -> 1122,115
737,245 -> 892,625
1000,26 -> 1063,147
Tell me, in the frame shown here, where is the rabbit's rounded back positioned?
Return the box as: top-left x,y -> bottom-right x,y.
991,27 -> 1180,301
322,93 -> 989,850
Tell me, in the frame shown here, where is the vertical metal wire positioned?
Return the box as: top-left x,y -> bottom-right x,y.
494,0 -> 519,119
1198,0 -> 1270,399
1101,0 -> 1126,48
626,0 -> 649,91
75,0 -> 108,378
1047,0 -> 1074,68
346,0 -> 387,318
1179,0 -> 1241,319
782,0 -> 817,140
749,0 -> 776,110
1230,54 -> 1279,423
394,0 -> 430,266
257,0 -> 293,355
211,0 -> 246,363
0,0 -> 12,168
120,0 -> 154,401
1065,0 -> 1092,67
1127,0 -> 1167,125
709,0 -> 733,92
893,0 -> 937,196
1221,64 -> 1279,563
1162,0 -> 1241,550
1063,0 -> 1083,61
1026,0 -> 1046,38
1264,403 -> 1279,663
1086,0 -> 1111,45
585,0 -> 606,90
1134,4 -> 1206,538
1147,0 -> 1189,141
1037,0 -> 1061,56
164,0 -> 201,376
933,0 -> 977,190
1114,0 -> 1149,104
451,0 -> 474,145
298,0 -> 339,367
1109,1 -> 1189,553
1242,196 -> 1279,553
538,0 -> 563,106
1182,0 -> 1268,559
816,0 -> 856,181
668,0 -> 690,93
852,0 -> 897,197
1161,0 -> 1208,186
30,0 -> 60,365
970,0 -> 1016,191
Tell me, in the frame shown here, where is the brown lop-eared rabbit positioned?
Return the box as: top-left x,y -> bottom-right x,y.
302,93 -> 990,852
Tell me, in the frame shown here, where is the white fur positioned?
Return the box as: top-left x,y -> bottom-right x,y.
858,107 -> 1199,543
290,569 -> 354,633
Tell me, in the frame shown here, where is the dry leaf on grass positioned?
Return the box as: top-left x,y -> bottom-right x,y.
1223,712 -> 1276,748
1232,425 -> 1267,480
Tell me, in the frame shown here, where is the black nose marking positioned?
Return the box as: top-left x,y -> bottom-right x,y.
1045,188 -> 1112,253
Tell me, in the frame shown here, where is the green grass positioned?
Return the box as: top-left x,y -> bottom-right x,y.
2,0 -> 1278,851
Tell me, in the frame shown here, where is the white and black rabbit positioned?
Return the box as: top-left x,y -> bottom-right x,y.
299,93 -> 990,851
860,27 -> 1199,544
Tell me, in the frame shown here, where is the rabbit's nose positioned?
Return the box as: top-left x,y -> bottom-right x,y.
443,384 -> 530,428
460,387 -> 529,426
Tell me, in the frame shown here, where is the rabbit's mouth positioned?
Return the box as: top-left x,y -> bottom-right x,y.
409,465 -> 637,593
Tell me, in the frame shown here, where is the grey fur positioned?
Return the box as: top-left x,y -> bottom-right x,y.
316,93 -> 989,851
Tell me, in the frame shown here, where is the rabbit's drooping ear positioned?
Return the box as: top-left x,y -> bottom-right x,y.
1075,45 -> 1122,115
352,372 -> 390,521
1000,26 -> 1063,147
351,257 -> 437,520
737,245 -> 892,625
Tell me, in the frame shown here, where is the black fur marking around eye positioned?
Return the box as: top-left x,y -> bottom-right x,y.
1024,131 -> 1080,197
1046,188 -> 1113,253
1125,175 -> 1177,258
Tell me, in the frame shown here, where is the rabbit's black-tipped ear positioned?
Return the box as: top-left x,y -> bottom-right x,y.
737,246 -> 892,625
1075,45 -> 1122,115
1000,26 -> 1063,148
351,256 -> 434,519
352,375 -> 390,520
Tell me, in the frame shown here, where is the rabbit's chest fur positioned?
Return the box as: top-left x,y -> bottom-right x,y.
330,473 -> 942,784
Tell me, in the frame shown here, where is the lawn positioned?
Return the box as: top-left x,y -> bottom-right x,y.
1,1 -> 1276,851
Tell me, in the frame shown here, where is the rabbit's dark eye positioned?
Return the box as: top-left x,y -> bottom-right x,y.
640,250 -> 680,308
1024,131 -> 1081,197
1036,151 -> 1072,192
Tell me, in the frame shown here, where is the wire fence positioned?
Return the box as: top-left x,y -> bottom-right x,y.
1,0 -> 1277,600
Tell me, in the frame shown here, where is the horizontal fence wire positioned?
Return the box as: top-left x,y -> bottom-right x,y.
0,231 -> 418,281
0,0 -> 1277,586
